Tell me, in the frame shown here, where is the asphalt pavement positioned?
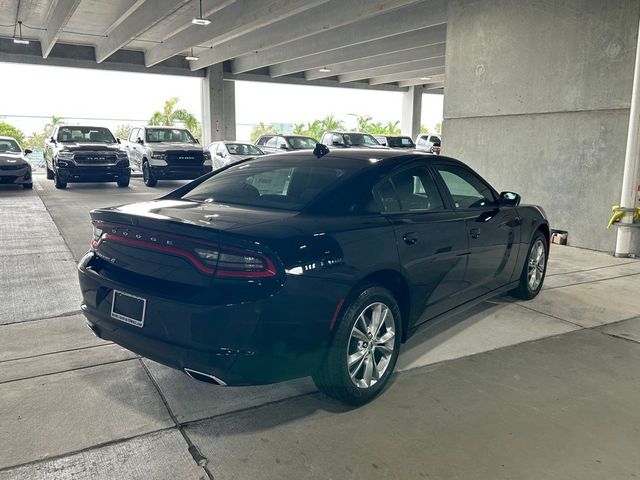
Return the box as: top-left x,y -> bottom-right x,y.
0,174 -> 639,479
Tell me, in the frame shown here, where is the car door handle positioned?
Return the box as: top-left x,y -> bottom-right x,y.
470,228 -> 481,239
403,232 -> 419,245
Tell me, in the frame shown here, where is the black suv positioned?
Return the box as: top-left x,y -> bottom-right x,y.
44,125 -> 130,189
320,131 -> 389,149
255,135 -> 318,153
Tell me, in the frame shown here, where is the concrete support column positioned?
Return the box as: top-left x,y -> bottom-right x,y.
401,85 -> 423,139
201,63 -> 236,145
615,15 -> 640,257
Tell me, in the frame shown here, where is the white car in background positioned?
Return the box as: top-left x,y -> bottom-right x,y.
415,134 -> 441,154
207,141 -> 266,169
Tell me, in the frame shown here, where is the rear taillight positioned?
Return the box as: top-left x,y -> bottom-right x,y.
91,221 -> 277,278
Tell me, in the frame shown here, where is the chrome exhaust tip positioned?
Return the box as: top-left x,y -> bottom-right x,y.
184,368 -> 227,386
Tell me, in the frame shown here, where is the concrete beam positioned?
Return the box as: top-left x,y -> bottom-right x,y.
0,38 -> 202,77
40,0 -> 82,59
95,0 -> 191,63
339,57 -> 445,83
222,72 -> 408,92
268,24 -> 447,78
145,0 -> 326,67
369,66 -> 445,85
231,0 -> 446,74
306,43 -> 446,81
402,86 -> 423,139
398,79 -> 445,88
191,0 -> 427,71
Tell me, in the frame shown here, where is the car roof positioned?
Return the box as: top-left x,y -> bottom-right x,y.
57,125 -> 110,129
239,148 -> 460,170
0,136 -> 19,141
144,125 -> 188,129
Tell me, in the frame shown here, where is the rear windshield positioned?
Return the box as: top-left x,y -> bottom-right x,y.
0,139 -> 21,152
287,137 -> 318,150
146,128 -> 196,143
387,137 -> 415,148
58,127 -> 115,143
182,158 -> 363,211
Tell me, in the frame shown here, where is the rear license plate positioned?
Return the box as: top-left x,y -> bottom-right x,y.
111,290 -> 146,328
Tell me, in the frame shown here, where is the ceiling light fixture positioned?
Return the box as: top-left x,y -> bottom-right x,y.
319,67 -> 331,73
13,21 -> 29,44
185,48 -> 199,61
420,76 -> 431,81
192,0 -> 211,25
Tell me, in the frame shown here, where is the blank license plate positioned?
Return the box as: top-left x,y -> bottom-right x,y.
111,290 -> 146,328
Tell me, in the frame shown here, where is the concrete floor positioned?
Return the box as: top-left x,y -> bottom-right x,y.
0,174 -> 639,479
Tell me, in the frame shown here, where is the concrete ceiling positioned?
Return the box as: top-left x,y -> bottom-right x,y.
0,0 -> 446,91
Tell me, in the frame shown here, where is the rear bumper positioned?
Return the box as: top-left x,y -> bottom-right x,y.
151,165 -> 210,180
78,251 -> 342,385
58,166 -> 130,183
0,167 -> 31,184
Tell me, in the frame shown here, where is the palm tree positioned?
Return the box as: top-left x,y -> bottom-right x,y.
250,122 -> 281,142
357,115 -> 373,132
149,97 -> 199,134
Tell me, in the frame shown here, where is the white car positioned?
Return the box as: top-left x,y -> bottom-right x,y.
415,134 -> 441,153
207,141 -> 266,169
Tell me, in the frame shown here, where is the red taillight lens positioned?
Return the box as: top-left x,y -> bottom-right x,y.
91,221 -> 277,278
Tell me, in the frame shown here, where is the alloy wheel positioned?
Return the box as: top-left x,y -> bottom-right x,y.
527,239 -> 546,291
347,302 -> 396,389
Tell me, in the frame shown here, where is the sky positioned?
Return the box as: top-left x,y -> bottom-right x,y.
0,62 -> 443,142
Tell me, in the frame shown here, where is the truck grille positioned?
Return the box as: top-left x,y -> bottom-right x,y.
165,151 -> 203,166
74,152 -> 118,165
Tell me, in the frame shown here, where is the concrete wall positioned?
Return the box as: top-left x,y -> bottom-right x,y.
443,0 -> 640,253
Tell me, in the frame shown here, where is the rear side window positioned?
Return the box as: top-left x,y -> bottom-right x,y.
388,166 -> 444,212
434,164 -> 496,209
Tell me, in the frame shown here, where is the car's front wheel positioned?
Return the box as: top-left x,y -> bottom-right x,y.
117,176 -> 130,188
142,161 -> 157,187
46,165 -> 54,180
511,231 -> 548,300
313,285 -> 401,405
54,170 -> 67,189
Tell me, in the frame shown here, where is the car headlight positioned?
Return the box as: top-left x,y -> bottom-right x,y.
203,151 -> 211,160
151,152 -> 167,160
57,159 -> 71,167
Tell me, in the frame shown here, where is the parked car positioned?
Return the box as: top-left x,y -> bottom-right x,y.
416,133 -> 441,154
207,141 -> 265,169
43,125 -> 130,189
321,131 -> 389,149
124,126 -> 212,187
255,134 -> 318,153
79,149 -> 549,405
0,136 -> 33,189
374,135 -> 416,149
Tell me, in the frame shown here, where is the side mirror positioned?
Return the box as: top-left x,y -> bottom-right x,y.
50,137 -> 56,144
332,140 -> 344,147
24,148 -> 32,155
137,138 -> 144,144
279,144 -> 288,150
500,191 -> 521,207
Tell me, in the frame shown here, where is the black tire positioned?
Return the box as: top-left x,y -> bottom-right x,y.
23,183 -> 33,189
510,230 -> 548,300
54,171 -> 67,189
117,176 -> 130,188
46,165 -> 54,180
142,162 -> 157,187
313,285 -> 401,405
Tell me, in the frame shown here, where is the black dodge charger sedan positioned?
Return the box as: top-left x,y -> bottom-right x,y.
79,148 -> 549,404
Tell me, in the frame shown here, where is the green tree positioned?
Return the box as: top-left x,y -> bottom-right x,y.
25,115 -> 65,150
434,122 -> 442,134
149,97 -> 199,134
250,122 -> 282,142
357,115 -> 373,132
114,124 -> 134,140
420,125 -> 430,134
0,121 -> 25,145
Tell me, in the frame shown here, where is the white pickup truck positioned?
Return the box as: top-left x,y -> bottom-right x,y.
124,126 -> 212,187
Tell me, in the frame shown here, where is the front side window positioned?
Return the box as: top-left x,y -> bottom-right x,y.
288,137 -> 317,149
256,136 -> 271,146
387,166 -> 445,212
435,165 -> 496,209
145,128 -> 195,143
58,127 -> 116,143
